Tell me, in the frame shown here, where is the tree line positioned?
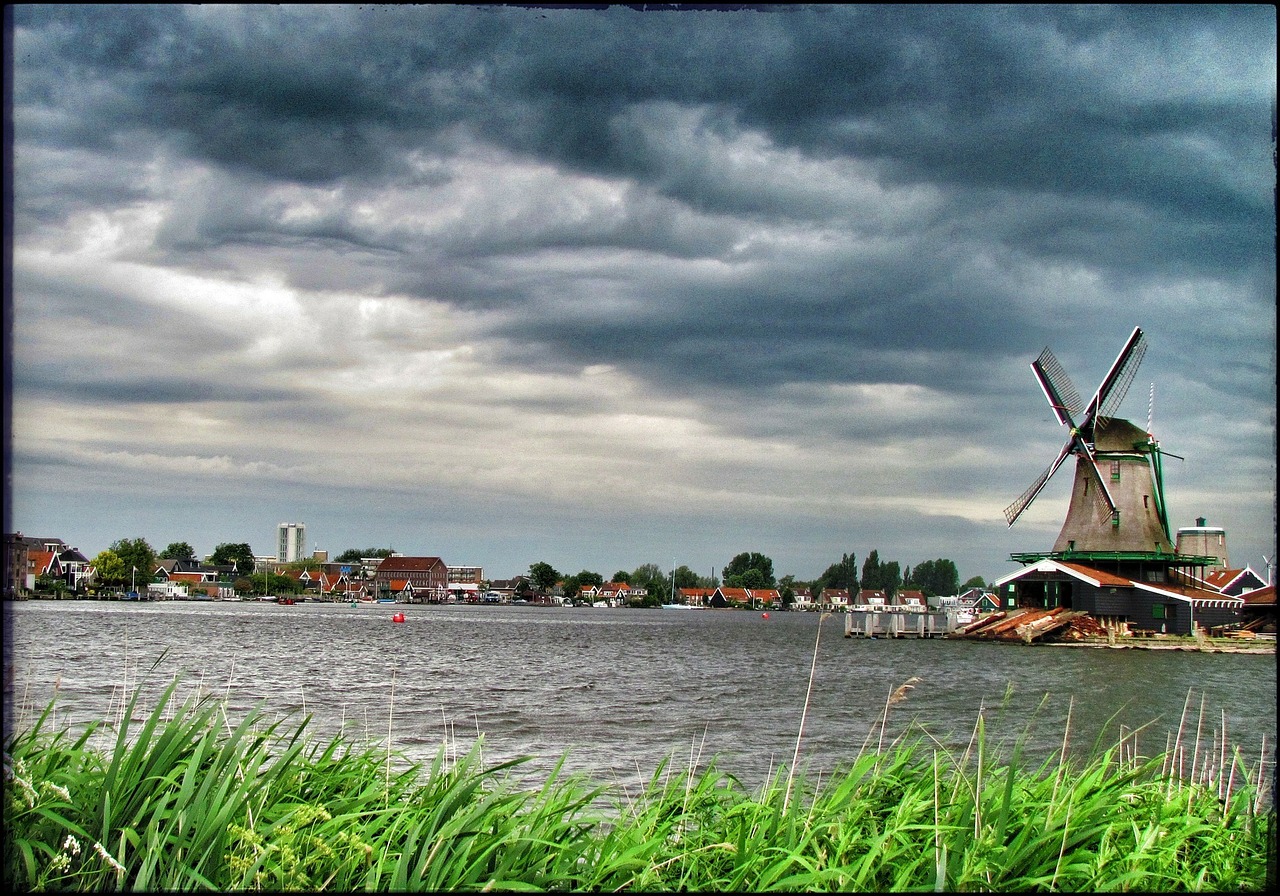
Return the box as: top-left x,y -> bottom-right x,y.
522,549 -> 985,608
71,537 -> 982,604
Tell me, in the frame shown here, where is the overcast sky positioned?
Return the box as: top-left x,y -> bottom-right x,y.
5,4 -> 1276,585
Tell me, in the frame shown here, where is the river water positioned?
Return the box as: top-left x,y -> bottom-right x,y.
4,600 -> 1275,793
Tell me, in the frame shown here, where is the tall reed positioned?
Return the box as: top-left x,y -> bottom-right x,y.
4,677 -> 1273,891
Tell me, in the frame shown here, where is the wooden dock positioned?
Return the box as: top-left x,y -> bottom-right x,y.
843,609 -> 959,638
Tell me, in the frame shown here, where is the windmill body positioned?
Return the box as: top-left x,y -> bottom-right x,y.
1050,416 -> 1175,555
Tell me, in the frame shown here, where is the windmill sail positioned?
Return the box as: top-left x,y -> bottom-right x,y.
1086,327 -> 1146,423
1031,348 -> 1083,426
1004,440 -> 1072,526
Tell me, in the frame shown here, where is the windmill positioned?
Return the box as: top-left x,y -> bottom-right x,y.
1004,326 -> 1177,556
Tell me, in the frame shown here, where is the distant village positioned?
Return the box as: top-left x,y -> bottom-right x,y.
5,528 -> 988,613
6,521 -> 1274,639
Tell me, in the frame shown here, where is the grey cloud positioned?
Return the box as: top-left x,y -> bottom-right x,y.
8,4 -> 1274,580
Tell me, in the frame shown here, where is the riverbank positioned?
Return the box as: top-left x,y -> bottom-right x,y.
1048,636 -> 1275,654
4,681 -> 1272,892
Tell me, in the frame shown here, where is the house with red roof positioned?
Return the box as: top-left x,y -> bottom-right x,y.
821,588 -> 852,609
709,586 -> 751,607
894,589 -> 928,610
853,589 -> 887,609
677,587 -> 716,608
1194,566 -> 1268,597
1240,584 -> 1275,632
994,557 -> 1243,636
374,556 -> 448,603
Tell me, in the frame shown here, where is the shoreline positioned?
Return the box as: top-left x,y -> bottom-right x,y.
1043,638 -> 1275,654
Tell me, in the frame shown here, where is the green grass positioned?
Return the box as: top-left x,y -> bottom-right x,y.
4,677 -> 1274,891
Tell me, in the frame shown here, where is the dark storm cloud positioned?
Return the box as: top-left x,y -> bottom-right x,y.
10,4 -> 1274,577
14,3 -> 1271,378
15,364 -> 305,406
19,6 -> 1268,212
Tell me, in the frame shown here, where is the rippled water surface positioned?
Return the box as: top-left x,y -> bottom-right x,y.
5,601 -> 1276,790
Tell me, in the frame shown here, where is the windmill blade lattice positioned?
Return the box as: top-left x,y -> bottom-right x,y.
1085,327 -> 1147,422
1004,440 -> 1072,526
1031,347 -> 1083,426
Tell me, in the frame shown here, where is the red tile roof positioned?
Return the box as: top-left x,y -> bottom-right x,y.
1242,584 -> 1275,606
377,556 -> 444,571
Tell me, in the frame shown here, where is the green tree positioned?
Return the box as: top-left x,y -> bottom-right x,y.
778,575 -> 796,608
908,559 -> 960,597
816,552 -> 858,594
723,552 -> 775,587
160,542 -> 195,561
257,572 -> 301,595
211,543 -> 256,576
673,566 -> 700,590
862,550 -> 882,590
91,549 -> 127,587
334,547 -> 393,563
285,558 -> 322,572
35,574 -> 68,597
110,538 -> 157,590
611,570 -> 631,584
632,563 -> 664,586
861,550 -> 903,597
882,561 -> 902,597
962,575 -> 987,591
528,561 -> 559,593
575,570 -> 604,588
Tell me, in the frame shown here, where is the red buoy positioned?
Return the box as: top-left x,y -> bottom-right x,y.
761,612 -> 769,619
392,612 -> 405,623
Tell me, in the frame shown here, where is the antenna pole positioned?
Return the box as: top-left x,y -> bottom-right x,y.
1147,382 -> 1154,433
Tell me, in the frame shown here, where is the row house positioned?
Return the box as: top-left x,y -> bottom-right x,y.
896,589 -> 928,611
6,535 -> 93,594
753,588 -> 781,607
1181,566 -> 1269,598
448,566 -> 484,585
677,587 -> 716,608
854,589 -> 888,609
153,560 -> 234,599
155,558 -> 221,584
581,581 -> 647,603
790,587 -> 814,610
822,588 -> 852,609
374,556 -> 448,603
708,586 -> 781,608
486,577 -> 530,601
1240,584 -> 1275,632
317,571 -> 365,599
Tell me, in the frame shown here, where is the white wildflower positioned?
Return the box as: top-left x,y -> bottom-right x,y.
63,834 -> 82,856
93,841 -> 126,875
11,774 -> 38,807
42,781 -> 71,801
